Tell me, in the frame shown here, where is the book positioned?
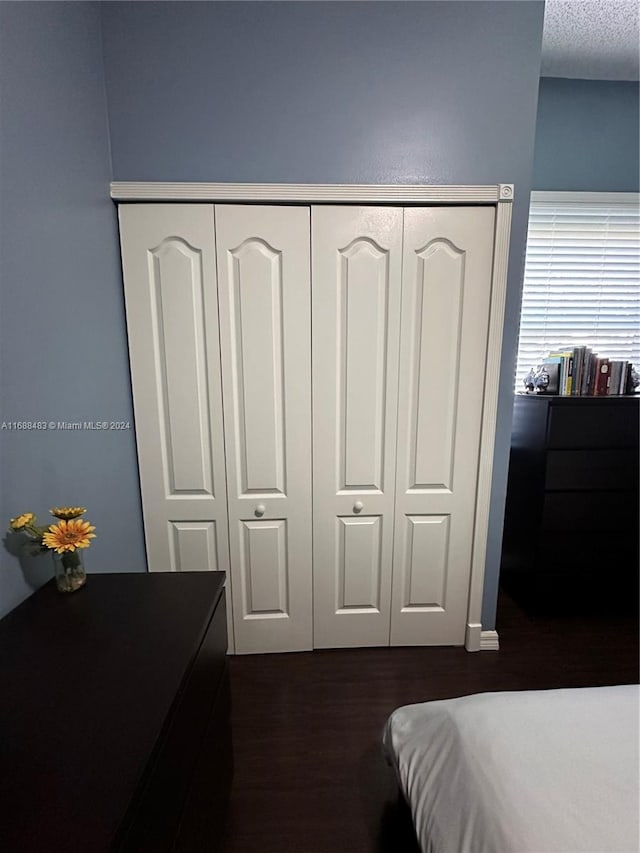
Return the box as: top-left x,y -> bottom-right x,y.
620,361 -> 630,394
542,356 -> 563,394
576,346 -> 590,396
566,354 -> 574,395
608,361 -> 626,396
585,351 -> 598,395
608,361 -> 619,396
594,358 -> 611,396
547,351 -> 573,394
617,361 -> 630,394
572,347 -> 585,396
583,350 -> 591,394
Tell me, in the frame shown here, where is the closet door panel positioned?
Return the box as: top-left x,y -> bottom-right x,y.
118,204 -> 234,648
408,241 -> 464,491
391,207 -> 495,646
337,516 -> 383,610
216,205 -> 311,654
400,515 -> 449,607
312,206 -> 403,648
228,239 -> 286,494
239,519 -> 289,615
170,522 -> 220,574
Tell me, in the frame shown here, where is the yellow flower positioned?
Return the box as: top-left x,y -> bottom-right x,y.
43,519 -> 96,554
50,506 -> 86,520
10,512 -> 35,530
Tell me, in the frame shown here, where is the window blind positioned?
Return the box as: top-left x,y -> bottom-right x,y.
515,193 -> 640,391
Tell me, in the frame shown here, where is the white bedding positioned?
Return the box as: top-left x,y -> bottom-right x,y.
383,685 -> 639,853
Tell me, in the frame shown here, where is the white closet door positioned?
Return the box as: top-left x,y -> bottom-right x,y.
391,206 -> 495,646
118,204 -> 234,646
312,206 -> 403,648
215,205 -> 312,654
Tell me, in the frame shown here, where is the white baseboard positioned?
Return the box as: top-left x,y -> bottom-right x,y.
480,630 -> 500,651
466,623 -> 500,651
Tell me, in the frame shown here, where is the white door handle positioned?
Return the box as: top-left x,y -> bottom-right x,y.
353,501 -> 364,514
254,504 -> 266,517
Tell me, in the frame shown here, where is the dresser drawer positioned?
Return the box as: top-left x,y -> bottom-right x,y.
118,593 -> 228,852
173,665 -> 233,853
542,491 -> 639,532
547,403 -> 639,448
545,449 -> 639,490
535,533 -> 639,574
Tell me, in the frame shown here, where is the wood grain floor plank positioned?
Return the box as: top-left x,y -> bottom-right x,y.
222,589 -> 638,852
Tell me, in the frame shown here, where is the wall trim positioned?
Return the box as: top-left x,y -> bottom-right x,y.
480,630 -> 500,650
111,182 -> 514,652
465,624 -> 500,651
110,181 -> 513,204
531,191 -> 640,205
464,194 -> 512,651
465,622 -> 482,651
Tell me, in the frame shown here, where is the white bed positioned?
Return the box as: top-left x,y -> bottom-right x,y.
383,685 -> 639,853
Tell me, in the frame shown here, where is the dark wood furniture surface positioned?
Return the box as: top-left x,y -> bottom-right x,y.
0,572 -> 232,852
501,395 -> 639,609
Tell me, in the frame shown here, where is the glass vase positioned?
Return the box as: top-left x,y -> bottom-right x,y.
53,550 -> 87,593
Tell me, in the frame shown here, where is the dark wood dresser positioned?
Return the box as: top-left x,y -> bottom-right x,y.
501,394 -> 639,610
0,572 -> 232,852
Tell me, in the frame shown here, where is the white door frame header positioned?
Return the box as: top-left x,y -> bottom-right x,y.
111,182 -> 514,205
112,182 -> 513,651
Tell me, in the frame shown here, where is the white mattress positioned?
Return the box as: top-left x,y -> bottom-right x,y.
383,685 -> 640,853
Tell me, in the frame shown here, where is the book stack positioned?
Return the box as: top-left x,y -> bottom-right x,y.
539,347 -> 636,396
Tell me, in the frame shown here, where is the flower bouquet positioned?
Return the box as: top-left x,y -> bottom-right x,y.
9,507 -> 96,593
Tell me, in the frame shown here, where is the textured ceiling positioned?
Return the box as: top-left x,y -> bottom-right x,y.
542,0 -> 639,80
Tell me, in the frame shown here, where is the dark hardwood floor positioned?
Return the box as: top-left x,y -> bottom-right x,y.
222,588 -> 638,853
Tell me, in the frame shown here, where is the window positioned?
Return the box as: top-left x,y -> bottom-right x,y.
514,192 -> 640,390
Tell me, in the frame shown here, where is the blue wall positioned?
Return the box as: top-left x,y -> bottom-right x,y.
0,2 -> 146,619
534,78 -> 640,191
102,0 -> 544,630
102,0 -> 544,190
0,1 -> 545,628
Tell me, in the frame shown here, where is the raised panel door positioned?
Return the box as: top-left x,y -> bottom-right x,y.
216,205 -> 312,653
118,204 -> 234,649
391,207 -> 495,645
312,206 -> 403,647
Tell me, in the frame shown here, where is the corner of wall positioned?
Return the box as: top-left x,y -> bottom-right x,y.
97,2 -> 115,183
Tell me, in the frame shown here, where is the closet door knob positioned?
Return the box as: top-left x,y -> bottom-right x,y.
254,504 -> 266,518
353,501 -> 364,514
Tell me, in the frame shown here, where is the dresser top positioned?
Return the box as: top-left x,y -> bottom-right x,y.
515,393 -> 639,405
0,571 -> 225,850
